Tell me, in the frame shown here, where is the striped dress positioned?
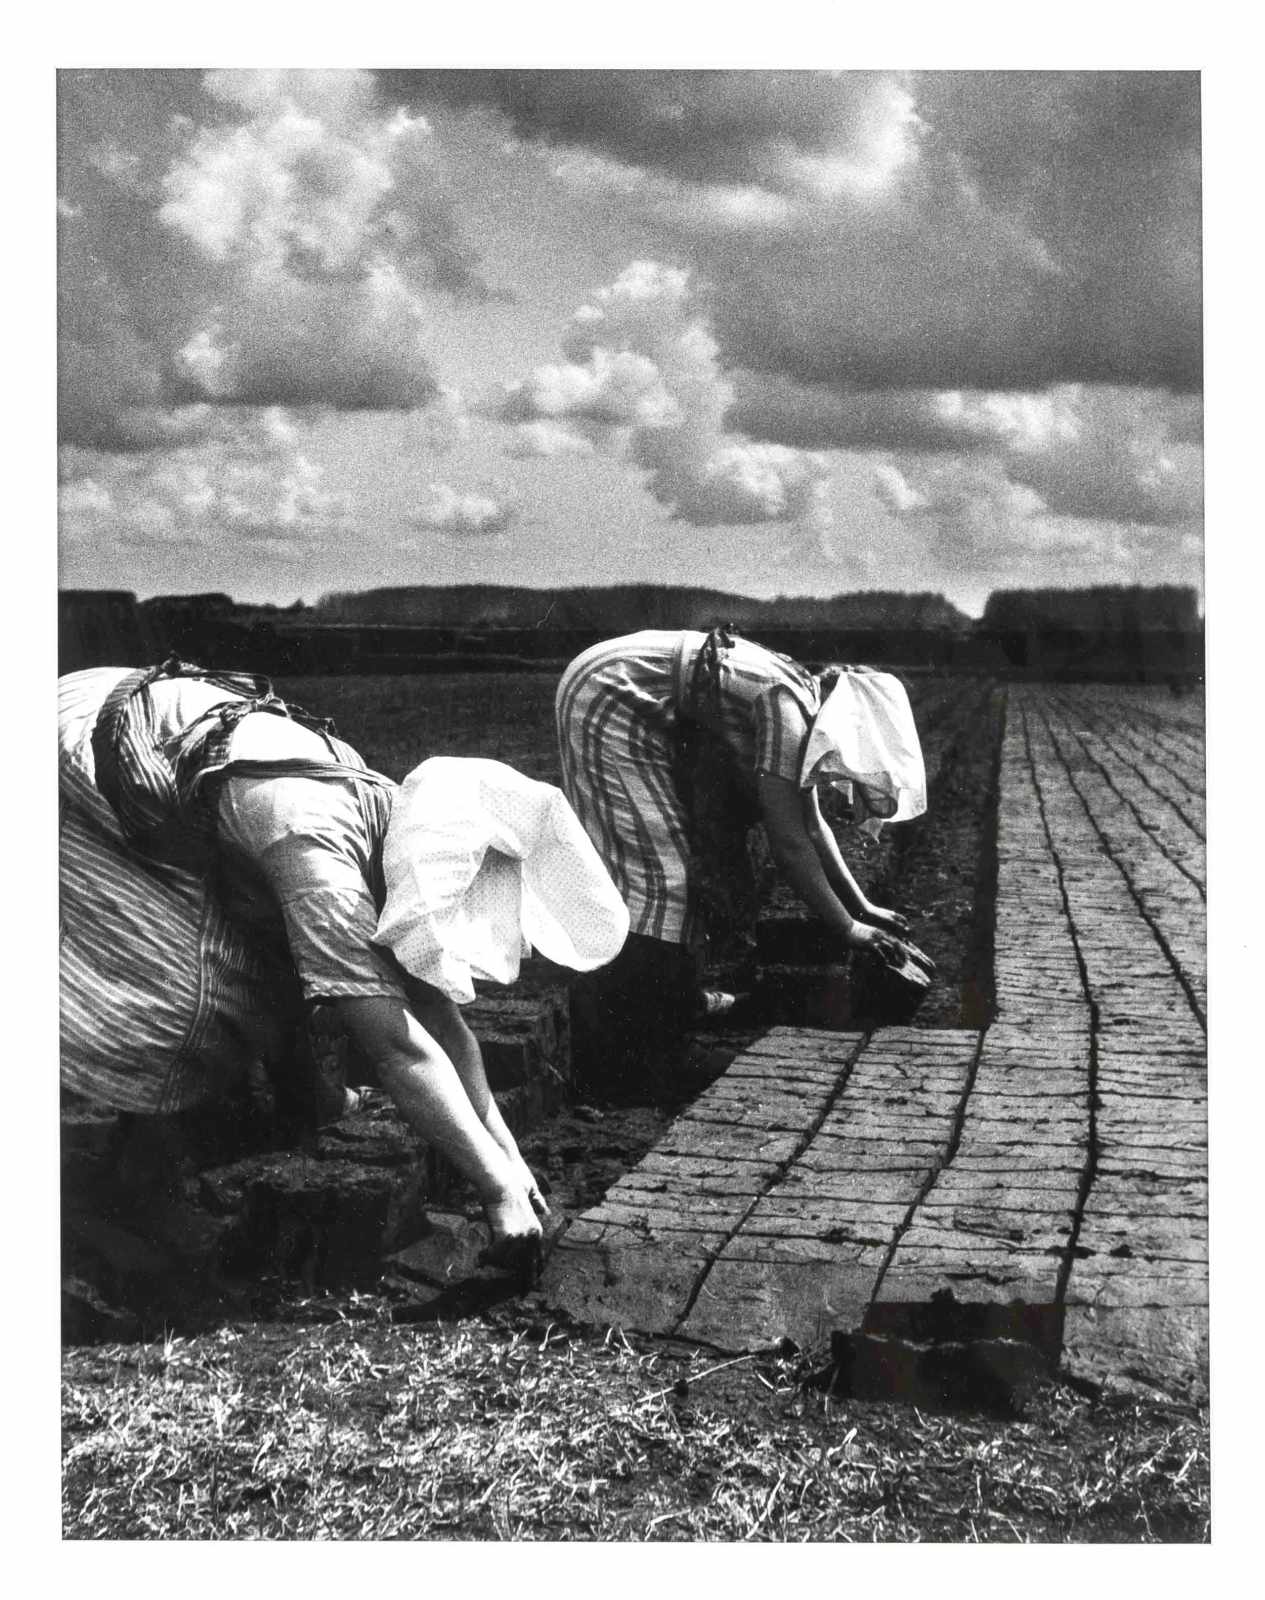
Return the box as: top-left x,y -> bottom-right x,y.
555,631 -> 821,945
59,666 -> 396,1113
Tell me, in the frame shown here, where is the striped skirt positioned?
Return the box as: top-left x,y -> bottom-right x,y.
554,641 -> 695,946
59,668 -> 286,1112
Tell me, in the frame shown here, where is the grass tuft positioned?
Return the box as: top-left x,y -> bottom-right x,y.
62,1294 -> 1210,1542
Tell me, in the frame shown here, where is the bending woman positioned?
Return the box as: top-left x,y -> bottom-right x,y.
555,627 -> 927,1091
61,660 -> 628,1270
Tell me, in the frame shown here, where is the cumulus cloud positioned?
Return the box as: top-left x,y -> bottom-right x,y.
508,420 -> 597,459
171,259 -> 439,410
1001,387 -> 1203,527
158,71 -> 485,412
58,68 -> 485,450
408,483 -> 516,538
383,70 -> 921,199
502,347 -> 677,430
387,70 -> 1200,396
732,372 -> 1201,532
58,409 -> 347,556
707,73 -> 1199,396
642,437 -> 828,527
728,376 -> 1025,454
502,260 -> 830,530
163,70 -> 485,297
871,443 -> 1198,597
872,462 -> 928,516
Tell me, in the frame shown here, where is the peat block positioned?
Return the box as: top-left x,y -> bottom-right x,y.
753,964 -> 856,1030
385,1210 -> 490,1287
465,985 -> 572,1093
807,1328 -> 1053,1415
61,984 -> 572,1338
223,1154 -> 428,1289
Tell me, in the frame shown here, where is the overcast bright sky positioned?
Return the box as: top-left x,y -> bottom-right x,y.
56,66 -> 1204,617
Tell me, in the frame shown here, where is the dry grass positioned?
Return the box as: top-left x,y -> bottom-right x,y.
62,1296 -> 1209,1542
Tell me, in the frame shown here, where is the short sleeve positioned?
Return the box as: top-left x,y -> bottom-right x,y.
752,685 -> 813,782
217,772 -> 407,1001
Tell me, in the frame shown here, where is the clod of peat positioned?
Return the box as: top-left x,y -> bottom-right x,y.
849,943 -> 933,1027
803,1328 -> 1049,1418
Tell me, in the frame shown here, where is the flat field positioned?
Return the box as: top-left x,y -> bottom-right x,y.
276,669 -> 566,784
61,674 -> 1210,1542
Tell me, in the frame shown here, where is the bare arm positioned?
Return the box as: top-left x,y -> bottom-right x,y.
800,784 -> 869,915
756,775 -> 899,954
335,994 -> 542,1243
397,977 -> 549,1217
801,786 -> 911,937
215,770 -> 544,1239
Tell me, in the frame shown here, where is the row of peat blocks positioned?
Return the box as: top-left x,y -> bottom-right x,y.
62,841 -> 885,1342
61,970 -> 574,1341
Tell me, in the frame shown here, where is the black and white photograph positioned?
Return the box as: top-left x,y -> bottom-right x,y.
42,23 -> 1242,1550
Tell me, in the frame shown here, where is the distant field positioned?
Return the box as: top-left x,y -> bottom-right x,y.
275,671 -> 564,785
271,669 -> 975,788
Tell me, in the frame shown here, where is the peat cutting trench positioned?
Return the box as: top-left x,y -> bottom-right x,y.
61,680 -> 1207,1412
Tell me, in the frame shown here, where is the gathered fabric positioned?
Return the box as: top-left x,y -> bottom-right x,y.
800,669 -> 928,836
374,757 -> 630,1004
59,663 -> 394,1112
60,668 -> 293,1111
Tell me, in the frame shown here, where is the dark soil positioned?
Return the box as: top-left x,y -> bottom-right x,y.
866,677 -> 1006,1028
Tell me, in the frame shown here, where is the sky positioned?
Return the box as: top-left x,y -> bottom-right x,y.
55,66 -> 1205,617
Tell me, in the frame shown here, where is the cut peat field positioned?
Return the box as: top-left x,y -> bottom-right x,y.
62,672 -> 1210,1542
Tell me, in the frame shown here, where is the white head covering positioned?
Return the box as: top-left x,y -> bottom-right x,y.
374,757 -> 630,1004
799,670 -> 927,838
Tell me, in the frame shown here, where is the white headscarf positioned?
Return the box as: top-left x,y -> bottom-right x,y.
799,670 -> 927,838
374,757 -> 630,1003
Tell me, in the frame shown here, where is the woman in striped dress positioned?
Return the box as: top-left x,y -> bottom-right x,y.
556,628 -> 924,1093
62,661 -> 625,1274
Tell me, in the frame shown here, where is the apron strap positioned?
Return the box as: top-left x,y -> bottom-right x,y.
88,658 -> 392,866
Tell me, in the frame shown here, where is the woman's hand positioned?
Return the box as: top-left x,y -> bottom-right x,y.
480,1184 -> 546,1284
860,902 -> 911,939
483,1184 -> 544,1246
515,1161 -> 551,1219
845,920 -> 904,965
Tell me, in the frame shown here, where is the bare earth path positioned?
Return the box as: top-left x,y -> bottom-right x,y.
540,685 -> 1208,1403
